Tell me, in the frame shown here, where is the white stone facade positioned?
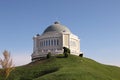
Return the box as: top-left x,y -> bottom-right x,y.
31,22 -> 81,61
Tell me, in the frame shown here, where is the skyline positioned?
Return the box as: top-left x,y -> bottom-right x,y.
0,0 -> 120,66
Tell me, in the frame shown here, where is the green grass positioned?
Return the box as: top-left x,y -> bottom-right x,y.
0,55 -> 120,80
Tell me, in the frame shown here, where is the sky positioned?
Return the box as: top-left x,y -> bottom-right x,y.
0,0 -> 120,66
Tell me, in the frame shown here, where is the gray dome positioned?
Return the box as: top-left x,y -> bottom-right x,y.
43,22 -> 71,34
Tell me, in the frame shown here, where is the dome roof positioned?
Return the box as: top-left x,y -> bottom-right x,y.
43,21 -> 71,34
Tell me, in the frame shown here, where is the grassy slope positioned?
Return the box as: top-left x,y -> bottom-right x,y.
1,55 -> 120,80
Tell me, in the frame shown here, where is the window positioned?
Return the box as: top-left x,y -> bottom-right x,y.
57,39 -> 59,45
40,41 -> 43,47
54,39 -> 56,46
46,40 -> 48,46
41,41 -> 43,47
49,40 -> 50,46
51,40 -> 53,46
44,40 -> 45,46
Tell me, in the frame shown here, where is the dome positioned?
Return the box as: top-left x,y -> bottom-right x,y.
43,21 -> 71,34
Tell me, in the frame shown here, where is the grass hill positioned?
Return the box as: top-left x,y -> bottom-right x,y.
0,55 -> 120,80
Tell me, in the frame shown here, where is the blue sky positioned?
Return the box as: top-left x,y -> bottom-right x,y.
0,0 -> 120,66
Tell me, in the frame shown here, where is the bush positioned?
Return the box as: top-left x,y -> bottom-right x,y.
63,47 -> 70,58
64,52 -> 68,58
46,52 -> 51,59
63,47 -> 70,54
79,54 -> 83,57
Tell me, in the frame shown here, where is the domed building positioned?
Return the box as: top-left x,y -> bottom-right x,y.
31,21 -> 81,61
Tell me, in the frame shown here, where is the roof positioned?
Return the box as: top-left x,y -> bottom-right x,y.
43,21 -> 71,34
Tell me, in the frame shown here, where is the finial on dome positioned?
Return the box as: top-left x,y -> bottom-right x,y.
54,21 -> 60,24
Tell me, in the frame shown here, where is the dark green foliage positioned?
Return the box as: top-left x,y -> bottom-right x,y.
63,47 -> 70,54
63,47 -> 70,57
79,54 -> 83,57
46,52 -> 51,59
64,52 -> 68,58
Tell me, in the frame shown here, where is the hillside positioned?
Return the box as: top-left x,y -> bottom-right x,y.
0,55 -> 120,80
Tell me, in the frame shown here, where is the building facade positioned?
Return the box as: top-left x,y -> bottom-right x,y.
31,21 -> 81,61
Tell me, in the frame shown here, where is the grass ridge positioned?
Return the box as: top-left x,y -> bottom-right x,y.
0,55 -> 120,80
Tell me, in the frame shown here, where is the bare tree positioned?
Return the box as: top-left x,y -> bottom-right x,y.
0,50 -> 14,80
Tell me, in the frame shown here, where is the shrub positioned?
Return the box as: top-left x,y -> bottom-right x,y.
79,54 -> 83,57
64,52 -> 68,58
63,47 -> 70,54
63,47 -> 70,58
46,52 -> 51,59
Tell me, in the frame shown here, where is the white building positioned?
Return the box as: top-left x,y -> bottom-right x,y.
31,21 -> 81,61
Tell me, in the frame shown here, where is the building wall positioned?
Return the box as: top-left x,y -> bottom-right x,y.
62,34 -> 69,48
32,32 -> 81,61
69,33 -> 80,55
33,32 -> 63,55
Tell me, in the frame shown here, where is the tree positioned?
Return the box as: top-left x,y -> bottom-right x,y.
46,52 -> 51,59
63,47 -> 70,57
0,50 -> 14,80
64,52 -> 68,58
63,47 -> 70,54
79,54 -> 83,57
